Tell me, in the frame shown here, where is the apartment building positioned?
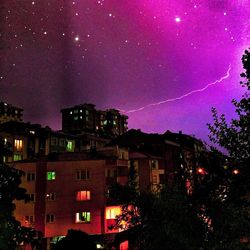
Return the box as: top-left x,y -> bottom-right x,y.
14,147 -> 130,249
0,101 -> 23,124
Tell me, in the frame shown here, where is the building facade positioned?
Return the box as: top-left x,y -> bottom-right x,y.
61,104 -> 128,137
0,101 -> 23,124
14,147 -> 130,249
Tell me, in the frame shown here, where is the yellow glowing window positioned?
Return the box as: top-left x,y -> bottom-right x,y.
106,206 -> 121,219
75,212 -> 91,223
14,139 -> 23,151
76,190 -> 91,201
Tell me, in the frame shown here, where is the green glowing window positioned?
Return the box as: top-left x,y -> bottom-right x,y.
47,171 -> 56,181
103,120 -> 107,125
74,116 -> 78,120
75,211 -> 91,223
66,141 -> 74,152
14,154 -> 22,161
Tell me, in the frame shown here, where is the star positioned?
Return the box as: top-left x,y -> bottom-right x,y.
175,17 -> 181,23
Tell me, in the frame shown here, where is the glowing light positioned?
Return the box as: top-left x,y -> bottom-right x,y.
175,17 -> 181,22
74,36 -> 79,41
119,64 -> 231,113
233,169 -> 239,175
197,168 -> 205,174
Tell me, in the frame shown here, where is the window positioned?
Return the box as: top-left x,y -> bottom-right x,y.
85,110 -> 89,115
76,170 -> 90,180
24,215 -> 34,224
152,174 -> 158,184
106,207 -> 121,219
66,141 -> 74,152
51,138 -> 57,146
27,193 -> 35,202
14,139 -> 23,151
27,172 -> 35,182
46,214 -> 55,223
75,212 -> 91,223
76,190 -> 91,201
74,116 -> 78,120
13,154 -> 22,161
150,160 -> 158,169
47,171 -> 56,181
74,109 -> 78,114
46,193 -> 55,201
59,139 -> 65,147
106,169 -> 117,178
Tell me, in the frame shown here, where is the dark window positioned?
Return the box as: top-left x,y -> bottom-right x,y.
27,173 -> 35,182
76,170 -> 90,180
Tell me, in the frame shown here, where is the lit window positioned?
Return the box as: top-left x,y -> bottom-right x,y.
24,215 -> 34,224
106,206 -> 121,219
29,130 -> 35,135
76,190 -> 91,201
27,173 -> 35,182
76,170 -> 90,180
4,138 -> 7,145
152,174 -> 158,184
47,171 -> 56,181
75,212 -> 91,223
13,154 -> 22,161
46,214 -> 55,223
70,111 -> 73,114
66,141 -> 74,152
85,110 -> 89,115
14,139 -> 23,151
80,109 -> 83,113
46,193 -> 55,201
74,116 -> 78,120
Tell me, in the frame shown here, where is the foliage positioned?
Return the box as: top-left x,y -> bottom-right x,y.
109,162 -> 206,249
0,138 -> 42,249
206,49 -> 250,248
208,49 -> 250,197
54,229 -> 96,250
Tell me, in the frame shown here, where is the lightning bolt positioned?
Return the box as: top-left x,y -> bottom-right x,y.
119,64 -> 232,114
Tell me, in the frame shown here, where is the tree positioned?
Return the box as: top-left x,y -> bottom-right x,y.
54,229 -> 97,250
0,138 -> 41,249
208,49 -> 250,198
206,49 -> 250,248
109,162 -> 205,249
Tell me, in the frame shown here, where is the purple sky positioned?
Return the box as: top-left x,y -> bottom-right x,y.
1,0 -> 249,141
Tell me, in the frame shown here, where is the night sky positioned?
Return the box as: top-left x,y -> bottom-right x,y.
1,0 -> 249,141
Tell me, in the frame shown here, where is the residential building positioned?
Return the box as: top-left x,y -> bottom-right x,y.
14,147 -> 130,250
0,121 -> 77,162
0,101 -> 23,123
61,104 -> 128,137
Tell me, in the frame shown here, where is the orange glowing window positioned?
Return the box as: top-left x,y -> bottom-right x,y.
14,139 -> 23,151
76,190 -> 91,201
106,206 -> 121,219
